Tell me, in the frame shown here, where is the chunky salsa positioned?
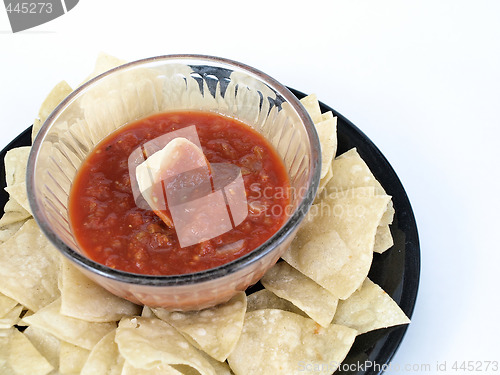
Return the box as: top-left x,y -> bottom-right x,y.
69,111 -> 291,275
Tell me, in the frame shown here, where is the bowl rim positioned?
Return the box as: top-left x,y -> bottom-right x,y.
27,54 -> 322,286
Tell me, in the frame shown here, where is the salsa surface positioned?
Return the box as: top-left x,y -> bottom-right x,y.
69,111 -> 290,275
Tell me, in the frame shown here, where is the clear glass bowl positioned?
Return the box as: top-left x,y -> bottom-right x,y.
27,55 -> 321,310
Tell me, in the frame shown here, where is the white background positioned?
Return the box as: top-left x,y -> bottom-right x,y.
1,1 -> 499,374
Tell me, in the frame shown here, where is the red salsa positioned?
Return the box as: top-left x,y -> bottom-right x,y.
69,111 -> 291,275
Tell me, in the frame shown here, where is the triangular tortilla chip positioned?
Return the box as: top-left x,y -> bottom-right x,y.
115,317 -> 216,375
121,361 -> 183,375
228,309 -> 357,375
326,148 -> 385,194
374,225 -> 394,253
0,293 -> 18,318
4,183 -> 31,215
246,289 -> 306,317
261,262 -> 338,327
332,278 -> 410,334
315,115 -> 337,179
4,146 -> 31,187
23,326 -> 60,369
326,148 -> 395,253
0,219 -> 28,244
0,198 -> 31,227
60,259 -> 141,322
152,292 -> 246,361
81,52 -> 128,84
317,164 -> 333,197
23,299 -> 116,350
0,220 -> 61,311
299,94 -> 322,124
59,341 -> 90,374
0,327 -> 54,375
32,81 -> 73,142
0,305 -> 23,329
81,330 -> 124,375
283,193 -> 390,299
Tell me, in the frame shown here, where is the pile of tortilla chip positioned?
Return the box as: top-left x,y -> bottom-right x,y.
0,55 -> 410,375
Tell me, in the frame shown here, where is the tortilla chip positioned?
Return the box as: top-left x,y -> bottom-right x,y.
326,149 -> 395,253
246,289 -> 305,317
81,330 -> 124,375
325,186 -> 375,199
261,262 -> 338,327
326,149 -> 383,193
318,186 -> 376,207
374,225 -> 394,253
283,193 -> 390,299
318,192 -> 390,256
33,81 -> 73,142
315,115 -> 337,179
299,95 -> 337,180
2,146 -> 31,220
60,259 -> 141,322
0,327 -> 54,375
0,293 -> 18,318
197,352 -> 233,375
115,317 -> 216,375
142,306 -> 155,318
227,309 -> 357,375
316,164 -> 333,198
32,118 -> 43,143
1,194 -> 31,214
0,201 -> 31,227
152,292 -> 246,361
59,341 -> 90,374
283,229 -> 348,299
332,278 -> 410,334
0,220 -> 28,244
321,111 -> 333,121
23,325 -> 61,369
81,52 -> 128,83
380,199 -> 395,226
0,220 -> 61,311
23,299 -> 116,350
4,183 -> 31,215
0,305 -> 23,329
121,361 -> 183,375
299,94 -> 322,124
4,146 -> 31,187
80,68 -> 163,147
172,351 -> 233,375
0,193 -> 31,241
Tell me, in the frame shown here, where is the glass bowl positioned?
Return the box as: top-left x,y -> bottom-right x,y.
27,54 -> 321,310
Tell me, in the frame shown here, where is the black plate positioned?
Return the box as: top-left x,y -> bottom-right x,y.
0,90 -> 419,375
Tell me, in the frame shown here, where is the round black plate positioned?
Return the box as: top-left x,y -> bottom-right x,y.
0,90 -> 419,375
